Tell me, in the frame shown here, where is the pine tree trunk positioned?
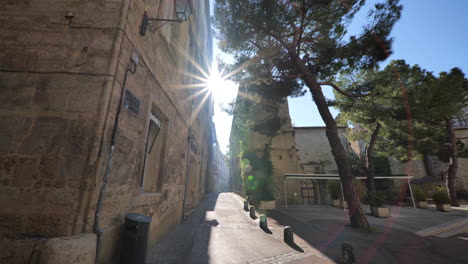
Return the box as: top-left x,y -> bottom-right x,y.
446,117 -> 460,206
289,53 -> 369,228
365,123 -> 381,207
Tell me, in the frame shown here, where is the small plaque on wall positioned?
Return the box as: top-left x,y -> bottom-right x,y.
124,90 -> 140,116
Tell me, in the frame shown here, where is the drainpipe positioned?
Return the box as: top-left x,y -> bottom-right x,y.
181,128 -> 192,221
94,55 -> 137,263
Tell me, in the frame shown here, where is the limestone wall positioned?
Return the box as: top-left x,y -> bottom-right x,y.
0,0 -> 213,263
294,126 -> 349,174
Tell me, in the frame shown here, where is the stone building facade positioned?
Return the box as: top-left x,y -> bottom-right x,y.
294,126 -> 350,175
0,0 -> 213,263
211,140 -> 229,193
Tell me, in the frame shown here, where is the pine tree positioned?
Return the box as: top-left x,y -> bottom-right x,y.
214,0 -> 402,228
336,60 -> 468,206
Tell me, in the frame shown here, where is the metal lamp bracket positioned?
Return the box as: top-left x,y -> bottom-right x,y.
139,11 -> 186,36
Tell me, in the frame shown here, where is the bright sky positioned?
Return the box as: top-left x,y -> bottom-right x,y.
209,0 -> 468,154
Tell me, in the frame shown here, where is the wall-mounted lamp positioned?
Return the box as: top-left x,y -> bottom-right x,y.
139,0 -> 192,36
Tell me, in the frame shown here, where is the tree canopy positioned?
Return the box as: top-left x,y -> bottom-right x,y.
214,0 -> 403,228
335,60 -> 468,205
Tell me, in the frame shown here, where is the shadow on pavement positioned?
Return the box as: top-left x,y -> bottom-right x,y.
285,240 -> 305,253
146,193 -> 220,264
266,208 -> 465,264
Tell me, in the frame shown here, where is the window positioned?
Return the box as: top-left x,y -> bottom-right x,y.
141,112 -> 165,192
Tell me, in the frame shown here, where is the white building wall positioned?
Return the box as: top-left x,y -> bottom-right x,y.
294,127 -> 349,174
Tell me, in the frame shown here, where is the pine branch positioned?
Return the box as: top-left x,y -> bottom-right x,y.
319,82 -> 372,98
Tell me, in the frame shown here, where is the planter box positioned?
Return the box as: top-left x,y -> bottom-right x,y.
259,200 -> 276,210
416,201 -> 428,209
436,203 -> 452,212
371,207 -> 390,218
340,200 -> 348,209
332,200 -> 341,207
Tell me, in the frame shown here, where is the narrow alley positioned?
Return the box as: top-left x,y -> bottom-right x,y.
146,193 -> 331,264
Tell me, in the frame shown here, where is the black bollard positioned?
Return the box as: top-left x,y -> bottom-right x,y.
244,201 -> 249,211
341,242 -> 356,264
284,226 -> 294,244
259,215 -> 268,230
249,206 -> 256,219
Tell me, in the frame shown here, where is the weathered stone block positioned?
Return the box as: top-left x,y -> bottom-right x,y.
25,213 -> 73,237
0,236 -> 37,264
33,75 -> 69,111
58,158 -> 85,188
0,187 -> 34,214
0,116 -> 32,155
0,157 -> 16,186
12,158 -> 39,187
0,47 -> 35,70
0,72 -> 35,110
35,157 -> 62,188
61,119 -> 95,158
67,78 -> 104,114
39,233 -> 96,264
20,116 -> 66,156
0,213 -> 24,235
0,233 -> 96,264
49,188 -> 78,205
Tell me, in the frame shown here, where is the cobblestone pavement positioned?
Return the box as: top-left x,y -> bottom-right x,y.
146,193 -> 330,264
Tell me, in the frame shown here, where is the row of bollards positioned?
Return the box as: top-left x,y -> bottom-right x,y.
241,199 -> 355,263
243,200 -> 269,233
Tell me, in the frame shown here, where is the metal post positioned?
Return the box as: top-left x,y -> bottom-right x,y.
340,179 -> 345,211
407,178 -> 416,208
284,179 -> 288,209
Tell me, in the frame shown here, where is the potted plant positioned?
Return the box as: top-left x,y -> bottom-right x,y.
433,189 -> 452,212
329,181 -> 342,207
414,187 -> 428,209
370,191 -> 389,218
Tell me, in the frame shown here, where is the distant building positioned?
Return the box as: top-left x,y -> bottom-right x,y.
211,124 -> 229,192
294,126 -> 350,175
453,107 -> 468,128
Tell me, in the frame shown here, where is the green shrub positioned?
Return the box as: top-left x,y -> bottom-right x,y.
368,190 -> 386,207
328,181 -> 341,200
413,186 -> 427,202
433,189 -> 451,204
242,151 -> 275,204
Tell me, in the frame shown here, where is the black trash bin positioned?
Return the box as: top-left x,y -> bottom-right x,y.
121,213 -> 152,264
